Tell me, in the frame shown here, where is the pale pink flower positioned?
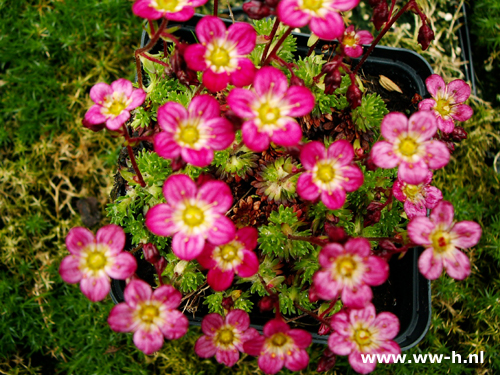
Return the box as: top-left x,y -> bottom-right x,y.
132,0 -> 208,21
145,174 -> 235,261
297,140 -> 363,210
393,171 -> 442,219
108,279 -> 188,355
278,0 -> 360,41
197,227 -> 259,291
59,225 -> 137,302
154,95 -> 234,167
184,16 -> 256,92
244,319 -> 311,374
408,200 -> 481,280
329,304 -> 400,374
312,238 -> 388,308
370,111 -> 450,185
340,25 -> 373,58
195,309 -> 259,367
227,66 -> 314,152
83,79 -> 146,131
419,74 -> 473,133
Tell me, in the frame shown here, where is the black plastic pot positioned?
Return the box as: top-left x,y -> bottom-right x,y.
112,14 -> 432,352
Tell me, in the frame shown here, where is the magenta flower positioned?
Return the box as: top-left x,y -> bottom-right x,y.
370,111 -> 450,185
419,74 -> 473,133
227,66 -> 314,152
408,201 -> 481,280
312,238 -> 388,308
329,304 -> 400,374
297,140 -> 363,210
59,225 -> 137,302
244,319 -> 312,374
108,279 -> 188,355
340,25 -> 373,58
393,171 -> 442,219
197,227 -> 259,291
277,0 -> 359,41
132,0 -> 208,21
184,16 -> 256,92
145,174 -> 235,261
195,309 -> 259,367
154,95 -> 234,167
83,79 -> 146,131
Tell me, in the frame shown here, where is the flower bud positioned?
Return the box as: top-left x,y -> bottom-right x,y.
317,347 -> 337,372
372,1 -> 389,30
243,0 -> 272,20
318,318 -> 332,335
143,243 -> 160,264
222,296 -> 235,311
450,126 -> 467,141
324,222 -> 347,243
155,257 -> 167,276
324,69 -> 343,95
347,83 -> 362,109
417,23 -> 434,51
258,295 -> 279,312
290,74 -> 305,87
265,0 -> 280,7
82,118 -> 106,132
308,285 -> 319,302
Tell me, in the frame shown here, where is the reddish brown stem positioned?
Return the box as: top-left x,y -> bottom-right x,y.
294,302 -> 331,326
148,20 -> 156,35
365,237 -> 404,243
288,234 -> 328,247
213,0 -> 218,16
140,53 -> 170,68
160,31 -> 180,46
122,126 -> 146,188
263,27 -> 292,66
307,38 -> 319,57
260,18 -> 281,66
194,83 -> 205,96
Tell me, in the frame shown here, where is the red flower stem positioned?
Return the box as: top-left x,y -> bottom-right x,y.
258,274 -> 281,318
160,31 -> 180,46
260,18 -> 281,66
307,39 -> 319,57
213,0 -> 218,16
364,237 -> 404,243
353,0 -> 416,76
122,126 -> 146,188
388,0 -> 397,17
148,20 -> 156,35
130,243 -> 144,254
263,27 -> 292,66
280,168 -> 305,183
287,234 -> 328,247
163,40 -> 168,57
128,135 -> 154,143
293,302 -> 331,326
135,18 -> 168,89
140,53 -> 170,68
194,83 -> 205,96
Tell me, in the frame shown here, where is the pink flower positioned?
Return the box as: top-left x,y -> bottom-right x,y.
195,309 -> 259,367
312,238 -> 388,308
227,66 -> 314,152
340,25 -> 373,58
145,174 -> 235,261
244,319 -> 312,374
108,279 -> 188,355
154,95 -> 234,167
83,79 -> 146,131
408,201 -> 481,280
419,74 -> 473,133
59,225 -> 137,302
297,140 -> 363,209
393,171 -> 442,219
184,16 -> 256,92
132,0 -> 208,21
277,0 -> 360,41
197,227 -> 259,291
329,304 -> 400,374
370,111 -> 450,185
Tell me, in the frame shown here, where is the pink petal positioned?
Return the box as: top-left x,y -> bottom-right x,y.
263,319 -> 289,337
398,160 -> 429,185
243,334 -> 265,356
425,74 -> 446,97
227,22 -> 256,55
349,350 -> 377,374
404,199 -> 427,219
230,58 -> 256,88
201,313 -> 224,336
208,216 -> 236,245
172,233 -> 205,260
195,335 -> 217,358
203,69 -> 230,92
59,255 -> 83,284
284,349 -> 309,371
152,284 -> 182,309
277,0 -> 310,28
327,139 -> 355,166
300,141 -> 326,170
430,200 -> 454,228
344,45 -> 363,58
270,119 -> 302,147
331,0 -> 360,11
407,216 -> 434,245
380,112 -> 408,142
145,204 -> 177,237
160,309 -> 188,339
318,243 -> 344,267
349,303 -> 376,325
242,121 -> 270,152
424,186 -> 443,208
164,6 -> 194,21
111,78 -> 133,97
282,86 -> 315,117
66,227 -> 95,255
258,352 -> 285,374
310,12 -> 345,41
207,267 -> 234,291
206,118 -> 235,150
105,111 -> 129,131
227,88 -> 257,118
447,79 -> 471,103
196,244 -> 217,269
392,179 -> 406,202
341,284 -> 372,308
377,340 -> 401,358
89,82 -> 112,103
80,275 -> 110,302
132,0 -> 164,19
96,224 -> 125,255
235,227 -> 258,250
240,327 -> 260,346
163,174 -> 197,205
181,147 -> 213,167
107,303 -> 137,332
133,326 -> 164,355
288,329 -> 312,349
124,279 -> 152,307
216,348 -> 240,367
184,44 -> 208,71
330,310 -> 350,335
443,249 -> 471,280
321,188 -> 346,210
341,165 -> 364,192
357,30 -> 373,44
328,332 -> 354,356
361,255 -> 390,286
84,105 -> 107,125
154,132 -> 181,160
418,98 -> 436,112
236,250 -> 259,278
371,141 -> 400,169
157,102 -> 186,132
418,247 -> 443,280
196,16 -> 226,44
107,252 -> 137,279
198,180 -> 233,213
450,221 -> 482,248
296,173 -> 320,201
424,140 -> 450,169
408,111 -> 437,141
254,66 -> 289,98
126,88 -> 146,110
226,309 -> 251,331
313,270 -> 340,301
344,237 -> 371,257
437,117 -> 455,133
188,94 -> 220,119
451,104 -> 473,122
373,312 -> 399,340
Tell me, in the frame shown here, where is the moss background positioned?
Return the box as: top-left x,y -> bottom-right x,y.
1,0 -> 499,373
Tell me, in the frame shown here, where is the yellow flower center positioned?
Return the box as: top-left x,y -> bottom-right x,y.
399,138 -> 418,157
403,184 -> 421,200
139,305 -> 159,324
336,256 -> 357,278
431,230 -> 451,254
179,125 -> 200,146
435,98 -> 452,117
316,164 -> 336,183
108,99 -> 127,116
155,0 -> 179,12
216,328 -> 235,345
86,251 -> 107,271
220,244 -> 238,262
182,206 -> 205,227
343,33 -> 357,47
210,47 -> 230,67
302,0 -> 323,11
258,103 -> 280,125
354,328 -> 372,347
270,332 -> 288,347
